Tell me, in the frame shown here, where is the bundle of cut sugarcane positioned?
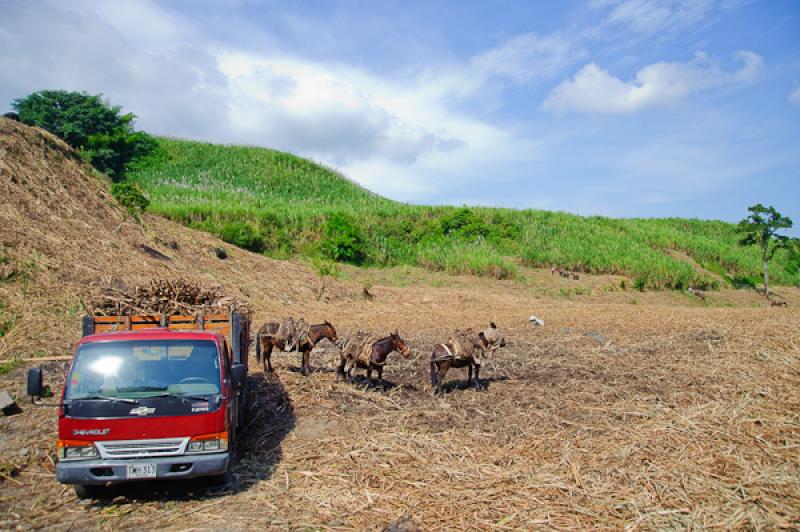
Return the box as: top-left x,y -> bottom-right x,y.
88,278 -> 249,316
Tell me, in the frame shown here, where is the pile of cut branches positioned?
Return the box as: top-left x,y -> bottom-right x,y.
88,278 -> 248,316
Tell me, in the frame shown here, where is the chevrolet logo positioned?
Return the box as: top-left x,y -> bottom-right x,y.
73,428 -> 110,436
129,406 -> 156,416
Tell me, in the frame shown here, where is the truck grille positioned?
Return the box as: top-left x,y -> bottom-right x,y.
96,438 -> 188,459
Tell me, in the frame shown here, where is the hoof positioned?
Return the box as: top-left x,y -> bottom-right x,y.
301,367 -> 311,377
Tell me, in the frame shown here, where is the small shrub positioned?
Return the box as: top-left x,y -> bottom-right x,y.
634,277 -> 646,291
439,208 -> 490,239
111,182 -> 149,216
219,222 -> 264,253
311,258 -> 340,278
320,213 -> 367,264
731,276 -> 757,289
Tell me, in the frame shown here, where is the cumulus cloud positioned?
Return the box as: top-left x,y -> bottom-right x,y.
542,50 -> 763,113
217,53 -> 464,165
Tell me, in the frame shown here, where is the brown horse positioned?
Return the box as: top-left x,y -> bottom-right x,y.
337,330 -> 412,388
256,320 -> 337,376
430,322 -> 506,395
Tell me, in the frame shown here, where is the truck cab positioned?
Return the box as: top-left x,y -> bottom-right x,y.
28,312 -> 250,498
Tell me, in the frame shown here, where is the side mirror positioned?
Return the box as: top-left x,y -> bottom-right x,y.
230,364 -> 246,390
27,367 -> 43,399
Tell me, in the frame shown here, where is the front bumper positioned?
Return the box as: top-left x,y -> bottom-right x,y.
56,452 -> 229,485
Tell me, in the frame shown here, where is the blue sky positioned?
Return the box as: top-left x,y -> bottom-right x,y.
1,0 -> 798,232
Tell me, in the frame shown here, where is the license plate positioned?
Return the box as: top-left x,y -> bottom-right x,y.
126,463 -> 157,479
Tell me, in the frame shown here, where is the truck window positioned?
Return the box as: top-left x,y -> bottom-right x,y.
66,340 -> 222,399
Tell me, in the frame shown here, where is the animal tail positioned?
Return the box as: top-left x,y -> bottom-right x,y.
255,334 -> 261,364
430,359 -> 439,387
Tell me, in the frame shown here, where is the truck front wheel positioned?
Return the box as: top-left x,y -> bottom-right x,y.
74,484 -> 105,499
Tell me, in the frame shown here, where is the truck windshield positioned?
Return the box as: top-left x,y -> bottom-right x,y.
65,340 -> 222,400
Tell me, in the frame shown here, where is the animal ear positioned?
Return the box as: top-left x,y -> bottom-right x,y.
490,321 -> 497,329
325,320 -> 331,326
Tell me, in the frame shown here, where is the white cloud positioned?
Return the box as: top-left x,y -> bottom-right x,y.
603,0 -> 716,35
470,33 -> 579,85
217,52 -> 471,165
790,87 -> 800,107
542,50 -> 763,113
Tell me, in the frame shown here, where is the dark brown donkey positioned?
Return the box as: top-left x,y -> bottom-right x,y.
337,331 -> 412,388
430,322 -> 506,395
256,320 -> 337,376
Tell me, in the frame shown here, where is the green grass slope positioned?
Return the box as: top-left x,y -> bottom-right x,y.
128,137 -> 800,289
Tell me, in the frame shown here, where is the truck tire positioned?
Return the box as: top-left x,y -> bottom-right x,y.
74,484 -> 104,499
207,469 -> 232,488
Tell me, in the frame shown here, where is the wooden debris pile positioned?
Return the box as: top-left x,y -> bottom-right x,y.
88,278 -> 248,316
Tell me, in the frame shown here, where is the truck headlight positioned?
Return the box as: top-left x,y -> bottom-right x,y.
187,432 -> 228,453
57,440 -> 99,461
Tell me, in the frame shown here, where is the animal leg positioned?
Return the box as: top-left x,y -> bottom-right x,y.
336,358 -> 347,381
301,348 -> 311,376
467,363 -> 473,389
377,367 -> 385,390
430,360 -> 439,393
436,360 -> 450,395
264,344 -> 274,373
474,364 -> 484,390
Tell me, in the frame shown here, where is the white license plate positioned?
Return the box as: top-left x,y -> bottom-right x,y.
126,463 -> 157,479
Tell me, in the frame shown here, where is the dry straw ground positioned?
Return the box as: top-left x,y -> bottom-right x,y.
1,118 -> 799,530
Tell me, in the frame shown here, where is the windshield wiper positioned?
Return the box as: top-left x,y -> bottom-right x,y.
73,395 -> 140,404
151,392 -> 213,402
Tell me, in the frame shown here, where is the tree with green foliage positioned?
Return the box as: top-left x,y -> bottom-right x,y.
738,204 -> 793,297
11,90 -> 155,179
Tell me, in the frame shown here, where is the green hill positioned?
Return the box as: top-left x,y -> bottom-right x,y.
127,137 -> 800,289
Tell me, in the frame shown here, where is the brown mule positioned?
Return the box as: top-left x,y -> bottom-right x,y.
337,330 -> 412,388
430,322 -> 506,395
256,320 -> 337,376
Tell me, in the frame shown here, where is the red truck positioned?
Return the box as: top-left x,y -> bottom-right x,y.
27,311 -> 250,498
